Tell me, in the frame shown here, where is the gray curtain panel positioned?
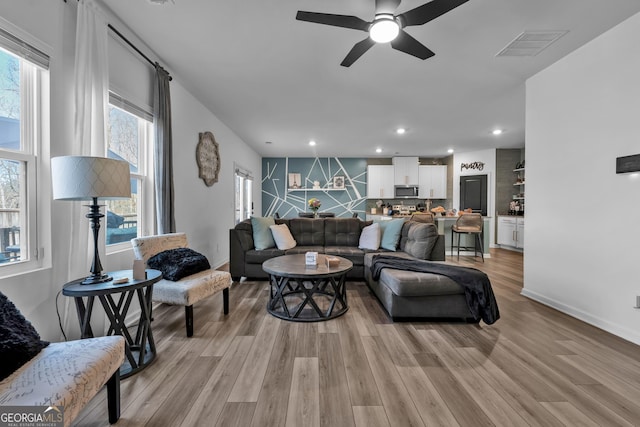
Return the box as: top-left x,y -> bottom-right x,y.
153,64 -> 176,234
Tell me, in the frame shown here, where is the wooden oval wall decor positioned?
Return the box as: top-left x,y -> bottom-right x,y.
196,131 -> 221,186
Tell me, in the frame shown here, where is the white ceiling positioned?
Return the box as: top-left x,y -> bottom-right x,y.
103,0 -> 640,158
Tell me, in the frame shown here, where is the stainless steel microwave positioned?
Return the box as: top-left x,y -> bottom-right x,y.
394,185 -> 419,198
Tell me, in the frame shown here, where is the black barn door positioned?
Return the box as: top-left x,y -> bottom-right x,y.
460,175 -> 487,216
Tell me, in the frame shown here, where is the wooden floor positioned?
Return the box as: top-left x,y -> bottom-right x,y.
76,249 -> 640,426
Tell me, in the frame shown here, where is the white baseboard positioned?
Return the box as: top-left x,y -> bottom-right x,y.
520,288 -> 640,345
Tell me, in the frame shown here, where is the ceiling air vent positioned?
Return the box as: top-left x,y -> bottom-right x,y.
496,31 -> 568,57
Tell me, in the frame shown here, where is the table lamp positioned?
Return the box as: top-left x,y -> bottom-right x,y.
52,156 -> 131,285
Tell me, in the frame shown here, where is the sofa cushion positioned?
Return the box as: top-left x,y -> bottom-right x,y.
269,224 -> 297,250
0,292 -> 49,381
324,246 -> 366,266
288,218 -> 325,246
246,248 -> 285,264
378,268 -> 463,297
147,247 -> 211,281
251,216 -> 276,250
324,218 -> 362,246
284,245 -> 325,255
378,218 -> 406,251
402,222 -> 439,260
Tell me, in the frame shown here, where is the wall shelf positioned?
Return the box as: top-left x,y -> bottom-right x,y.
287,188 -> 346,192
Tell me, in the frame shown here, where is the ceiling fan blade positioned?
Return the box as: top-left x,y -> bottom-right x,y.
391,30 -> 435,60
340,37 -> 376,67
397,0 -> 469,27
296,11 -> 370,31
375,0 -> 401,14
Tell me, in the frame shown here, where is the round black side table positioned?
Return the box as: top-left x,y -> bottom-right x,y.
62,269 -> 162,378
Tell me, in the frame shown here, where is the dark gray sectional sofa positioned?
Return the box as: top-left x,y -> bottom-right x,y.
229,217 -> 477,321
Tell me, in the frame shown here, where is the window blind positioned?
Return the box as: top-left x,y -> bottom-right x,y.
0,27 -> 49,69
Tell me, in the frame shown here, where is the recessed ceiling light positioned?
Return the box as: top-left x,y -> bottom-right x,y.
492,129 -> 503,135
376,148 -> 382,153
396,128 -> 406,135
447,148 -> 454,154
309,140 -> 316,146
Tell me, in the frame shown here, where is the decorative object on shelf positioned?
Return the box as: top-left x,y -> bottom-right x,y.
312,180 -> 321,189
308,198 -> 321,216
196,131 -> 221,186
333,175 -> 345,189
289,173 -> 302,189
52,156 -> 131,285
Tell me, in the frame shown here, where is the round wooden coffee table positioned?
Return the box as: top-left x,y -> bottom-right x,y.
262,254 -> 353,322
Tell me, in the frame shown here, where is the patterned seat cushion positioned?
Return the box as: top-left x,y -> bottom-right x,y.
0,336 -> 124,427
153,269 -> 231,306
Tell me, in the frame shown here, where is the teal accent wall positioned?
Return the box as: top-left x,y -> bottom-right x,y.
262,157 -> 367,218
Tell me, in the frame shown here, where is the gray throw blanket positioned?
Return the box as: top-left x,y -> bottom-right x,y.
370,255 -> 500,325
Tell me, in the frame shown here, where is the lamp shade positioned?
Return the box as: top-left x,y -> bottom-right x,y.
51,156 -> 131,200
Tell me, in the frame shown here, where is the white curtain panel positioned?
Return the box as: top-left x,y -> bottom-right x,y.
63,0 -> 109,336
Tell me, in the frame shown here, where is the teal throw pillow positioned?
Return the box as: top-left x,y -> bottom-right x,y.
251,216 -> 276,250
378,218 -> 406,251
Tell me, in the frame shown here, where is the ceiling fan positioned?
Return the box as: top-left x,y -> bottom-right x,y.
296,0 -> 469,67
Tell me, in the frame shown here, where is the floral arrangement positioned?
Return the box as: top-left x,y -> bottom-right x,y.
308,198 -> 321,212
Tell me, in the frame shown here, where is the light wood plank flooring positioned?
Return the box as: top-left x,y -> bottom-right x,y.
75,249 -> 640,426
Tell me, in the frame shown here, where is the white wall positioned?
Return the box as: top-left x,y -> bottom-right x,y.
453,149 -> 497,247
0,0 -> 260,341
524,11 -> 640,344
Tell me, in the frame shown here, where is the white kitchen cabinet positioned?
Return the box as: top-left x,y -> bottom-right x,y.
497,216 -> 524,249
393,157 -> 419,186
367,165 -> 394,199
418,165 -> 447,199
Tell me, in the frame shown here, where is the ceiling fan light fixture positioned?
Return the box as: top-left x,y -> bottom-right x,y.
369,15 -> 399,43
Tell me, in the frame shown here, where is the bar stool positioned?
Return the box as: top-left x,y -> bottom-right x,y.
410,212 -> 434,223
451,213 -> 484,262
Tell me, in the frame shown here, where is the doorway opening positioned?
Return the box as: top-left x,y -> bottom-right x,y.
460,174 -> 487,216
234,165 -> 253,224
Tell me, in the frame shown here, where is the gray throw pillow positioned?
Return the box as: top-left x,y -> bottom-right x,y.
251,216 -> 276,250
403,222 -> 439,259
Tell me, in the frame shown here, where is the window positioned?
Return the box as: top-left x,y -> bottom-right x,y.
106,100 -> 153,247
0,31 -> 49,273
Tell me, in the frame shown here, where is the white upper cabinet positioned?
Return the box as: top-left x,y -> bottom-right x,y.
393,157 -> 419,186
418,165 -> 447,199
367,165 -> 394,199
